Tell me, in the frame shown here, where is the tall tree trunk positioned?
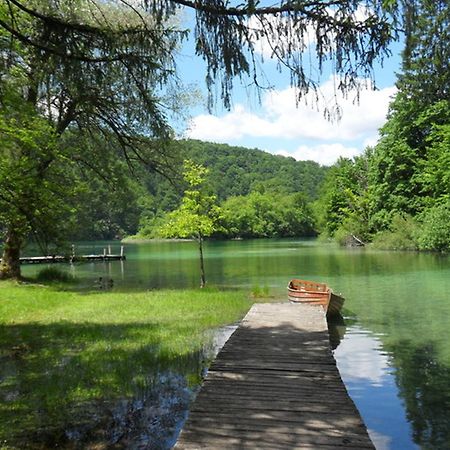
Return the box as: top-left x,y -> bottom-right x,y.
198,235 -> 206,288
0,227 -> 22,280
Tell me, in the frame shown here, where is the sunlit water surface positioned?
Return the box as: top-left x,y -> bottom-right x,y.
21,239 -> 450,449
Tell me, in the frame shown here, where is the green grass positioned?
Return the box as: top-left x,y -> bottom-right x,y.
0,281 -> 251,448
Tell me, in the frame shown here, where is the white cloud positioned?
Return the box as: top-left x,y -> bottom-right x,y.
261,77 -> 395,141
186,76 -> 396,165
334,327 -> 390,387
277,143 -> 361,166
187,104 -> 275,141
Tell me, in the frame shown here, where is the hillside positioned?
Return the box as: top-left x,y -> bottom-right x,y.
177,140 -> 328,201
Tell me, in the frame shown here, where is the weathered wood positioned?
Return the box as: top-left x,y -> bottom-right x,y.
10,252 -> 126,265
175,303 -> 375,449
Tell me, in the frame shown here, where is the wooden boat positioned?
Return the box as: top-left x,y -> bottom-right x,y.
287,279 -> 344,317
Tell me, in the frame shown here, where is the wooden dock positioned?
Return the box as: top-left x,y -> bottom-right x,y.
175,303 -> 375,449
13,245 -> 126,264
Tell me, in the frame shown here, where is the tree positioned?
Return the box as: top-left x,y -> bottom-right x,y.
1,1 -> 397,109
0,0 -> 182,278
220,191 -> 315,238
0,0 -> 398,278
316,1 -> 450,251
159,160 -> 221,288
368,0 -> 450,222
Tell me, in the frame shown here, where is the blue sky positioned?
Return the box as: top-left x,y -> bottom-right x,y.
175,10 -> 404,166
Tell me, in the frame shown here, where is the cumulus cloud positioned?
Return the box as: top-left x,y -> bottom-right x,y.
186,75 -> 396,165
187,104 -> 275,141
334,327 -> 390,387
277,143 -> 361,166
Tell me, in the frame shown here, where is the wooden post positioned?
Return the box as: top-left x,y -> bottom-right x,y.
120,246 -> 124,259
108,245 -> 111,255
103,248 -> 107,258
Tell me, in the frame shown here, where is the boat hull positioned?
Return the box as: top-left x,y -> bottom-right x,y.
287,279 -> 344,317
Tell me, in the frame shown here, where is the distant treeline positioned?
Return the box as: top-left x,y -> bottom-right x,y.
71,140 -> 328,241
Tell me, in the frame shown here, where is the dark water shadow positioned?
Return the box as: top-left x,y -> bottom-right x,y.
0,321 -> 219,449
327,313 -> 347,350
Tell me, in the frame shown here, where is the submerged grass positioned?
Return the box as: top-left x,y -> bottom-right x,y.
0,281 -> 251,448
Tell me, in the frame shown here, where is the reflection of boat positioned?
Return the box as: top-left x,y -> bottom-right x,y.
287,279 -> 345,317
327,313 -> 347,350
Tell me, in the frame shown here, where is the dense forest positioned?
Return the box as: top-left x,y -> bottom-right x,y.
317,0 -> 450,252
70,140 -> 328,241
1,0 -> 449,273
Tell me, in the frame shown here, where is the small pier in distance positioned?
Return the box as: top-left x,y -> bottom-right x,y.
16,245 -> 126,264
176,303 -> 375,449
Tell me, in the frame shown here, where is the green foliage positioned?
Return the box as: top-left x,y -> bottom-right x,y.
157,160 -> 222,287
0,99 -> 75,251
316,155 -> 374,241
220,192 -> 315,239
159,160 -> 221,240
416,202 -> 450,252
371,214 -> 420,251
316,1 -> 450,252
417,118 -> 450,202
136,141 -> 327,240
179,140 -> 328,202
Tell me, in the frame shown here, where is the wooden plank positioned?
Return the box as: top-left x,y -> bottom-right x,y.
179,428 -> 374,448
175,303 -> 375,449
186,410 -> 371,433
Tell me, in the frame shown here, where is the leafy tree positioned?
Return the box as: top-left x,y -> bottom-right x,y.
417,202 -> 450,252
369,0 -> 450,219
159,160 -> 221,288
317,1 -> 450,251
0,0 -> 400,277
316,155 -> 374,240
220,191 -> 314,238
0,101 -> 74,277
0,0 -> 182,278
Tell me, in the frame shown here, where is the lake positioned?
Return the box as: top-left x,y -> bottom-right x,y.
22,239 -> 450,449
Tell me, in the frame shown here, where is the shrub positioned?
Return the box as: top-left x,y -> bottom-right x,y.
417,201 -> 450,252
333,217 -> 368,247
371,214 -> 419,251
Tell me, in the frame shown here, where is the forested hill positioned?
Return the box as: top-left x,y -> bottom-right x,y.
68,139 -> 328,241
175,140 -> 328,201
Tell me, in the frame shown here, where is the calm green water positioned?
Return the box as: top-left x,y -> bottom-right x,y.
22,239 -> 450,449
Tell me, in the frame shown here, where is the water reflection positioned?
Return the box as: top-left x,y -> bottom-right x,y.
388,341 -> 450,450
327,314 -> 346,350
18,239 -> 450,449
335,326 -> 419,450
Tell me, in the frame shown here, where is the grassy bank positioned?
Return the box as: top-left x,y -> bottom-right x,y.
0,282 -> 251,449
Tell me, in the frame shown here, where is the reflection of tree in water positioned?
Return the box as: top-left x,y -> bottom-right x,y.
391,341 -> 450,449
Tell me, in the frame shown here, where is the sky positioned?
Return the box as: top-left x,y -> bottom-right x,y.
175,9 -> 404,166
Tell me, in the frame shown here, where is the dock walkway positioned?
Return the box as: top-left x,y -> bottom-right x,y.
176,303 -> 375,449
